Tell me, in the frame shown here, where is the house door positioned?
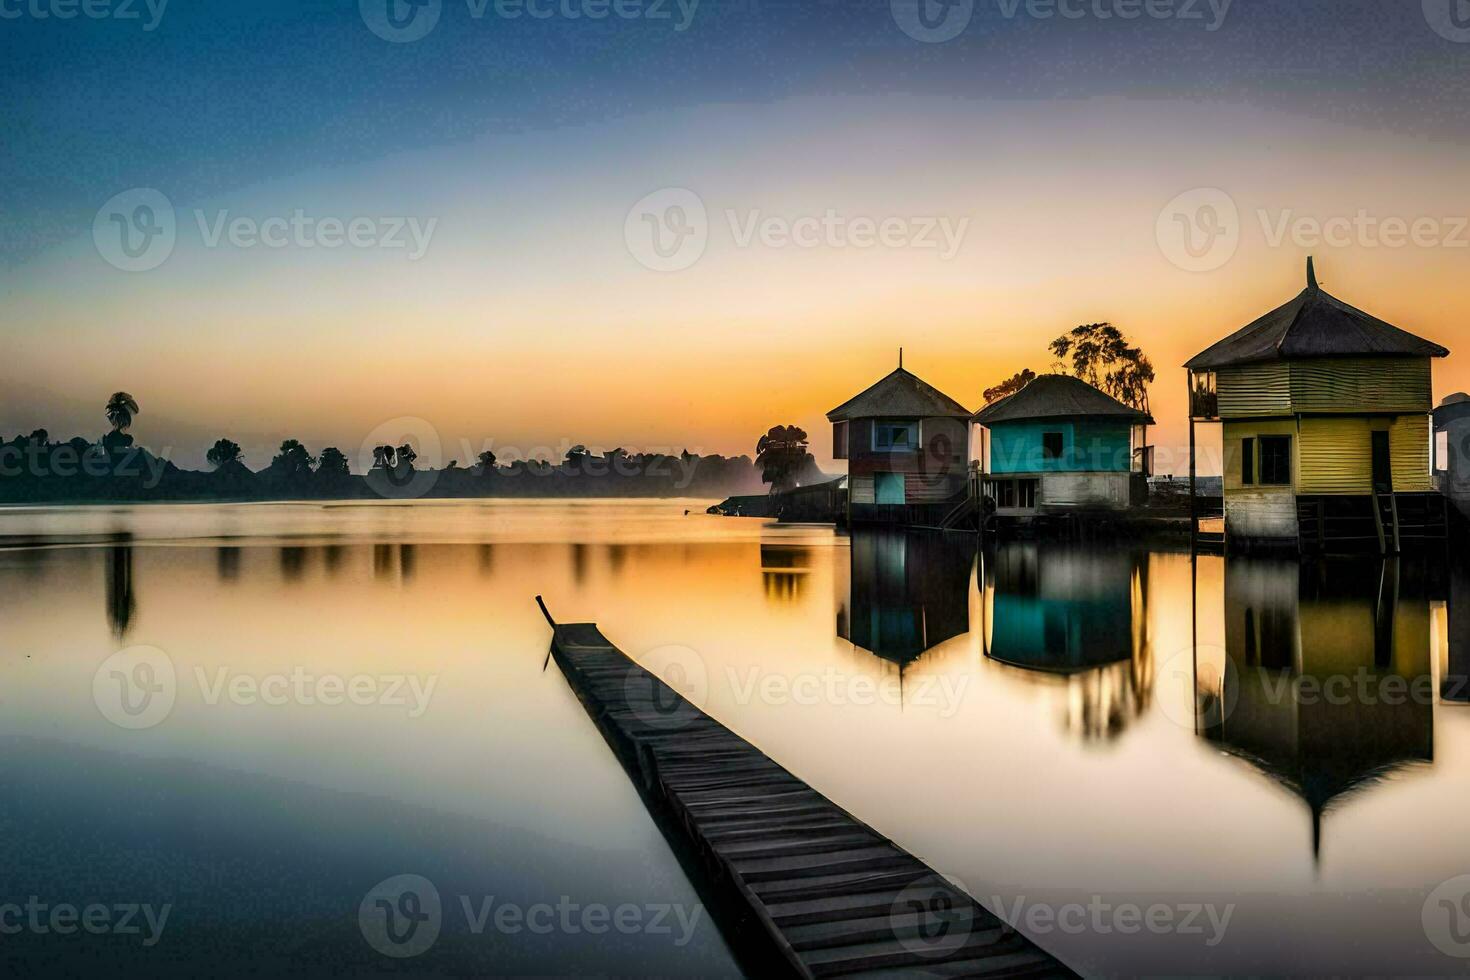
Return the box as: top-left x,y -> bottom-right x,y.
1371,431 -> 1392,491
875,473 -> 906,505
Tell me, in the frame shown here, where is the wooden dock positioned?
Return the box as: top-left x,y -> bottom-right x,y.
539,599 -> 1075,979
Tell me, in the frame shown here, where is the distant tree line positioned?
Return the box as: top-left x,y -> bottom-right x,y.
0,392 -> 768,504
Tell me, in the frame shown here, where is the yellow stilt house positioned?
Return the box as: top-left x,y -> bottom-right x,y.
1186,259 -> 1450,552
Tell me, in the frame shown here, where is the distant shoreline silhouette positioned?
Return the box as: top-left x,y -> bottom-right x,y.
1,393 -> 767,504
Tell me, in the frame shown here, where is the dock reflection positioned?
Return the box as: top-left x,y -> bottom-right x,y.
105,536 -> 136,639
835,529 -> 973,667
1196,556 -> 1435,859
981,542 -> 1152,741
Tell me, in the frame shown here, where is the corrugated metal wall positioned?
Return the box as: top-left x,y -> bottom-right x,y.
1217,362 -> 1291,417
1218,357 -> 1431,417
1291,357 -> 1431,413
1297,417 -> 1371,494
1391,414 -> 1433,492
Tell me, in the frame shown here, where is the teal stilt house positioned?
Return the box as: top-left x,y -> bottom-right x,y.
974,374 -> 1153,519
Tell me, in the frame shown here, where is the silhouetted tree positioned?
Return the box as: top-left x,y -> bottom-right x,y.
477,450 -> 497,473
395,443 -> 418,468
271,439 -> 315,478
372,445 -> 396,468
983,368 -> 1037,404
756,425 -> 809,494
317,446 -> 349,477
103,392 -> 139,451
105,392 -> 139,432
1049,323 -> 1154,413
207,438 -> 243,468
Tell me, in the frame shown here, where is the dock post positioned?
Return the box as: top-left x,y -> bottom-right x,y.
1187,370 -> 1197,553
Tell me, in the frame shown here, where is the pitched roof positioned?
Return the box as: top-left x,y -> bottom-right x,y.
826,368 -> 972,422
973,374 -> 1153,425
1185,258 -> 1448,371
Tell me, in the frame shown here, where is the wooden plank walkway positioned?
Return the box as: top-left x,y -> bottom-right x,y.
538,598 -> 1075,979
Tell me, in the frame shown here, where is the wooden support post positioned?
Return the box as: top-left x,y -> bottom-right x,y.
1188,370 -> 1197,553
1372,490 -> 1387,556
1391,493 -> 1402,554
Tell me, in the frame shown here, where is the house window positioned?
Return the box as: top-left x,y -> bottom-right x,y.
1437,430 -> 1449,473
1259,436 -> 1292,486
1042,431 -> 1064,461
1018,479 -> 1037,509
833,421 -> 849,460
989,479 -> 1036,510
1240,437 -> 1255,486
873,420 -> 919,452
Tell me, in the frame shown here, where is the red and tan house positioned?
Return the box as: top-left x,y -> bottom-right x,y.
827,364 -> 973,526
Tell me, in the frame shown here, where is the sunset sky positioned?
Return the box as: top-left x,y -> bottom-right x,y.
4,0 -> 1470,471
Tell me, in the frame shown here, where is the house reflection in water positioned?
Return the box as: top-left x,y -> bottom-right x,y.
1198,557 -> 1434,859
1445,558 -> 1470,703
835,530 -> 973,667
982,542 -> 1152,741
761,544 -> 813,604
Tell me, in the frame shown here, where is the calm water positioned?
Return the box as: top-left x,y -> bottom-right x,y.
3,500 -> 1470,975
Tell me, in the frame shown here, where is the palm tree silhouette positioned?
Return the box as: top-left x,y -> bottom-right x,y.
105,392 -> 139,434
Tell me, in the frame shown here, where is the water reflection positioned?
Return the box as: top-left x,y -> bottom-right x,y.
279,546 -> 307,581
836,529 -> 973,667
982,542 -> 1153,742
105,536 -> 135,639
1446,558 -> 1470,702
1197,557 -> 1434,859
761,544 -> 813,604
216,546 -> 241,581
